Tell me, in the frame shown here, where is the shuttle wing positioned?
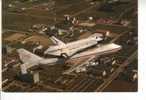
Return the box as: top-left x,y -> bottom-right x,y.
50,36 -> 65,46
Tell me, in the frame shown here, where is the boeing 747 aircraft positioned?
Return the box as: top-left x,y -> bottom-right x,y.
17,34 -> 121,74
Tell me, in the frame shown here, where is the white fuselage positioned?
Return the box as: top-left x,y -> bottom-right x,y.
18,43 -> 121,74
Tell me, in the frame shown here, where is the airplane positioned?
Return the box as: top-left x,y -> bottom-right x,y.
44,33 -> 103,58
18,34 -> 102,73
18,44 -> 121,75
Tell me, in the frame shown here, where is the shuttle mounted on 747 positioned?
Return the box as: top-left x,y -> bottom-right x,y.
17,34 -> 121,74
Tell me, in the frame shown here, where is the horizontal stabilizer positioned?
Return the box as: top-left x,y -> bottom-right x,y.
17,48 -> 43,64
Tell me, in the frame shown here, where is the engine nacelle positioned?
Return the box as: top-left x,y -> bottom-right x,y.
61,53 -> 69,58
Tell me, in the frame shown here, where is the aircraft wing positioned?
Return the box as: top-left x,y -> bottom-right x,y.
63,56 -> 95,75
50,36 -> 65,46
63,43 -> 122,75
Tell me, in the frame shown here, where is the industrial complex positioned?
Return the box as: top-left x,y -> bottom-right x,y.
2,0 -> 137,92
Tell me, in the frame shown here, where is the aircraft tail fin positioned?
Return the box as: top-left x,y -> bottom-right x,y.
17,48 -> 43,64
50,36 -> 65,46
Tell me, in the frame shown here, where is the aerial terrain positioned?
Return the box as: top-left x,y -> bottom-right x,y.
2,0 -> 137,92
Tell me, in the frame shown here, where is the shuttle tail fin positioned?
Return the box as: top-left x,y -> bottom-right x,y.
50,36 -> 65,46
